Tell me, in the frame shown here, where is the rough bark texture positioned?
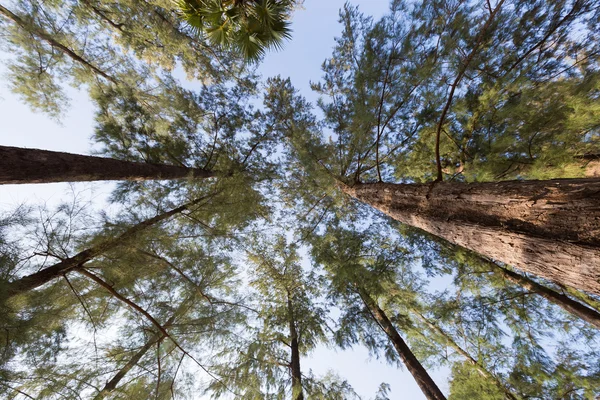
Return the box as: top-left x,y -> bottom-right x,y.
0,145 -> 215,184
287,296 -> 304,400
342,179 -> 600,295
4,195 -> 211,299
491,262 -> 600,330
358,290 -> 447,400
411,310 -> 519,400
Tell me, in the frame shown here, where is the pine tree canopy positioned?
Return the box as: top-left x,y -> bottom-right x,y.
1,0 -> 600,399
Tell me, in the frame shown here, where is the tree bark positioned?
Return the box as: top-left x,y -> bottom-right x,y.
489,262 -> 600,330
411,309 -> 519,400
287,296 -> 304,400
0,146 -> 215,185
93,320 -> 173,400
342,179 -> 600,295
4,195 -> 212,299
0,5 -> 118,84
358,289 -> 446,400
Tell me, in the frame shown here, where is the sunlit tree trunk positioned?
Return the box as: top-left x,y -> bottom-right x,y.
357,289 -> 446,400
0,145 -> 215,185
343,178 -> 600,295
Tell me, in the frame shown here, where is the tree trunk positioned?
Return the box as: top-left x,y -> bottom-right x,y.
342,179 -> 600,295
4,195 -> 212,299
558,284 -> 600,313
0,146 -> 215,185
488,261 -> 600,330
411,309 -> 519,400
93,325 -> 171,400
358,289 -> 446,400
0,5 -> 118,84
287,296 -> 304,400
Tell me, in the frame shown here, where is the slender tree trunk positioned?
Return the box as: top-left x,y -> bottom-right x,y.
0,146 -> 215,185
287,296 -> 304,400
4,195 -> 212,299
357,289 -> 446,400
411,310 -> 519,400
93,334 -> 161,400
93,320 -> 173,400
342,179 -> 600,295
485,260 -> 600,330
0,4 -> 118,84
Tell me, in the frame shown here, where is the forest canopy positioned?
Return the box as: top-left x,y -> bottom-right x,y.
1,0 -> 600,399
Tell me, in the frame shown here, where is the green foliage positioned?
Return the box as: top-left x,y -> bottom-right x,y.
205,234 -> 353,398
0,0 -> 244,119
303,0 -> 600,183
2,0 -> 600,398
177,0 -> 295,62
449,361 -> 504,400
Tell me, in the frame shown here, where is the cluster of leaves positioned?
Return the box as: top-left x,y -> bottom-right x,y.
177,0 -> 298,62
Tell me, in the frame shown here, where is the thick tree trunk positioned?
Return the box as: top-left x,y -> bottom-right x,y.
358,289 -> 446,400
4,195 -> 211,299
411,310 -> 519,400
0,5 -> 117,84
342,179 -> 600,295
0,146 -> 215,185
487,261 -> 600,330
287,296 -> 304,400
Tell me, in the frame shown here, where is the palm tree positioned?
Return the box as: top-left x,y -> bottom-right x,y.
177,0 -> 294,62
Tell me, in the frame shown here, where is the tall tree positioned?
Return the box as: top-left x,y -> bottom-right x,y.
0,145 -> 215,185
312,219 -> 600,399
267,0 -> 600,293
206,235 -> 357,399
1,201 -> 249,399
312,223 -> 447,400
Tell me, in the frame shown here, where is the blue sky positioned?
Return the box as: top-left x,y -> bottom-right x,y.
0,1 -> 451,398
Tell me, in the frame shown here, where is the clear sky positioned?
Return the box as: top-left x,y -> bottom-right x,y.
0,1 -> 451,398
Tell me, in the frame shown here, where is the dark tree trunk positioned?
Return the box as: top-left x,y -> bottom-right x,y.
287,296 -> 304,400
411,309 -> 519,400
489,261 -> 600,330
342,179 -> 600,295
358,289 -> 446,400
93,325 -> 171,400
4,195 -> 211,299
0,5 -> 117,84
0,146 -> 215,185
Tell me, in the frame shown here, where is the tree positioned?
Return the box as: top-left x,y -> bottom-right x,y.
177,0 -> 296,62
0,145 -> 215,185
0,0 -> 243,119
312,219 -> 600,399
1,194 -> 211,300
413,230 -> 600,399
312,223 -> 447,400
206,235 -> 357,399
267,0 -> 600,293
0,195 -> 249,399
341,179 -> 600,295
